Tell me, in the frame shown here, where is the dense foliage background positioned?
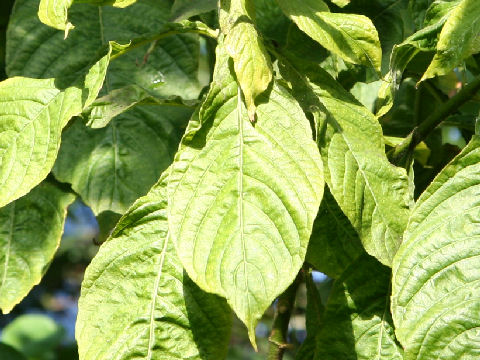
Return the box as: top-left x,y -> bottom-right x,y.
1,0 -> 480,359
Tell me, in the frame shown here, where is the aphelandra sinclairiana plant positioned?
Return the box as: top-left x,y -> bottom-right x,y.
1,0 -> 480,359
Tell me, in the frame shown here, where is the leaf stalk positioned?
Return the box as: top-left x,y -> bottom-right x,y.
267,271 -> 302,360
390,74 -> 480,167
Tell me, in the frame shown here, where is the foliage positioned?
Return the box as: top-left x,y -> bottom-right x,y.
1,0 -> 480,359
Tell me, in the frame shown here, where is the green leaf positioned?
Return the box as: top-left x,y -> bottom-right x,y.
421,0 -> 480,81
278,57 -> 410,266
38,0 -> 137,37
0,343 -> 27,360
107,20 -> 219,61
221,0 -> 273,121
76,172 -> 232,360
8,0 -> 202,213
0,181 -> 74,313
391,135 -> 480,359
171,0 -> 217,21
2,314 -> 65,360
7,0 -> 202,100
306,187 -> 364,279
376,0 -> 460,116
53,105 -> 191,215
409,0 -> 434,29
38,0 -> 74,37
254,0 -> 290,44
276,0 -> 382,72
337,0 -> 412,73
167,41 -> 324,346
314,254 -> 403,360
0,47 -> 110,208
313,71 -> 410,265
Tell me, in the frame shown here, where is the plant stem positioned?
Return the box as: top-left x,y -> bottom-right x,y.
110,22 -> 218,61
390,74 -> 480,167
267,271 -> 303,360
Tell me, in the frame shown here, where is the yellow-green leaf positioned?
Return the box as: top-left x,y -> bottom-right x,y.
276,0 -> 382,72
167,40 -> 324,346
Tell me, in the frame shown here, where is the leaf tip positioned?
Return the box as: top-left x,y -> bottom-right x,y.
247,105 -> 257,123
247,324 -> 258,351
64,22 -> 74,39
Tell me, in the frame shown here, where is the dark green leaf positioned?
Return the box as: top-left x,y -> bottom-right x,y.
306,187 -> 364,279
314,255 -> 403,360
0,181 -> 75,313
53,105 -> 190,215
171,0 -> 217,21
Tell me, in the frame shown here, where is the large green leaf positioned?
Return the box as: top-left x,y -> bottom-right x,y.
278,55 -> 410,266
422,0 -> 480,81
8,0 -> 201,213
0,181 -> 75,313
254,0 -> 290,44
0,48 -> 110,208
276,0 -> 382,72
53,105 -> 191,215
314,254 -> 403,360
220,0 -> 273,121
76,172 -> 232,360
392,135 -> 480,359
167,41 -> 324,345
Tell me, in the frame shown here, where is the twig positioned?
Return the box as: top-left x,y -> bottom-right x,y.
267,271 -> 303,360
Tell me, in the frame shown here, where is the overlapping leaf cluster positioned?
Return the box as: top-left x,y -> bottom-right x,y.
1,0 -> 480,359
